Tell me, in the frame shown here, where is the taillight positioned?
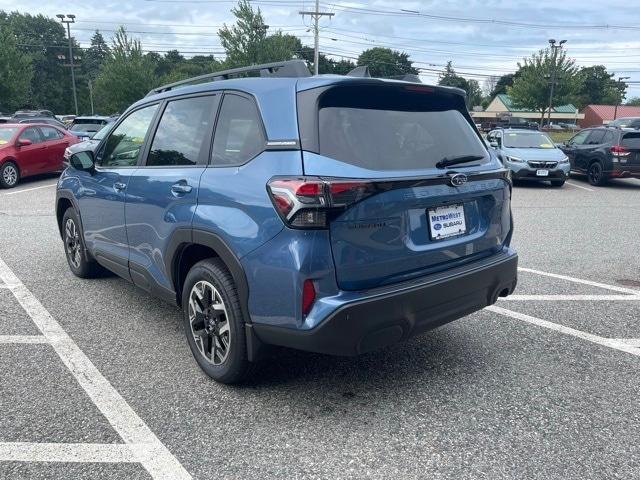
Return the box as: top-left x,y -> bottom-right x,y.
610,145 -> 630,157
302,279 -> 316,316
267,177 -> 374,229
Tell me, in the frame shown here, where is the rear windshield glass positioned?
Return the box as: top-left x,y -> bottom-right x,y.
503,132 -> 555,149
0,127 -> 17,144
317,86 -> 487,170
71,122 -> 106,131
622,132 -> 640,149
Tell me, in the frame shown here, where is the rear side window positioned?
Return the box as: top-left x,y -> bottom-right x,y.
41,126 -> 63,141
211,94 -> 265,166
316,86 -> 487,170
147,95 -> 217,167
622,132 -> 640,149
100,104 -> 158,167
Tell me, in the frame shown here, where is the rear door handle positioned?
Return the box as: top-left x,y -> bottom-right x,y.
114,182 -> 127,191
171,183 -> 192,194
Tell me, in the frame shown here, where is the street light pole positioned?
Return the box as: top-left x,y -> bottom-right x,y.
613,76 -> 630,120
57,14 -> 78,116
546,39 -> 566,128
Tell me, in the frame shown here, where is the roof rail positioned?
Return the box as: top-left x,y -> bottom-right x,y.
347,66 -> 370,78
146,60 -> 311,97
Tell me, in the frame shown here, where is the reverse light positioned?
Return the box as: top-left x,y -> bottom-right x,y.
302,279 -> 316,316
267,177 -> 374,229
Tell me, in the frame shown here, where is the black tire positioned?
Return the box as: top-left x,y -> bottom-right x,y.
62,208 -> 102,278
550,179 -> 565,187
587,161 -> 607,186
182,258 -> 251,384
0,161 -> 20,188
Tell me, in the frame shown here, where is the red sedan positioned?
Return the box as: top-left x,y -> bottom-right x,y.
0,123 -> 79,188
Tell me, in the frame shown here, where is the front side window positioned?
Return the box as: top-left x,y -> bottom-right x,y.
211,94 -> 265,166
40,126 -> 64,141
147,96 -> 217,167
569,130 -> 590,145
100,105 -> 158,167
502,132 -> 555,149
0,127 -> 17,144
586,130 -> 606,145
19,127 -> 43,144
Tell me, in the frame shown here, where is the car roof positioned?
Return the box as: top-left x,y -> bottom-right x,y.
1,122 -> 63,129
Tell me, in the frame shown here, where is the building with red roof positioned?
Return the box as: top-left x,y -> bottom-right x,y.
580,104 -> 640,128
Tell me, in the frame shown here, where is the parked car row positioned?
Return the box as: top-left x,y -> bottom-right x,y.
487,126 -> 640,186
0,123 -> 80,188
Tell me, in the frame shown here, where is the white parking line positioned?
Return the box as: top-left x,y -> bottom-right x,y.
0,335 -> 48,344
565,181 -> 594,192
0,256 -> 191,480
0,443 -> 137,463
487,305 -> 640,358
501,294 -> 640,301
519,267 -> 640,295
2,183 -> 57,195
609,339 -> 640,347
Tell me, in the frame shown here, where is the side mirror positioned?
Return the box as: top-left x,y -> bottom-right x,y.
69,150 -> 95,172
17,139 -> 32,147
489,141 -> 499,148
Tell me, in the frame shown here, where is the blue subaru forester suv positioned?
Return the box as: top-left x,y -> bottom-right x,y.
56,61 -> 518,383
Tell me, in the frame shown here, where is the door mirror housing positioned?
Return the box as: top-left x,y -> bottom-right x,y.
69,150 -> 95,172
17,139 -> 32,147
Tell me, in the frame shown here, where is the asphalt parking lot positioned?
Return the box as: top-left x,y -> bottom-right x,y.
1,174 -> 639,479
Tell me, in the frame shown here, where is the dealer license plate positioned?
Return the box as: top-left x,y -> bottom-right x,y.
428,203 -> 467,240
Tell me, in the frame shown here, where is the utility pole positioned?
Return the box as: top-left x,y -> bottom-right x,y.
546,38 -> 566,128
613,76 -> 630,120
57,14 -> 78,116
88,79 -> 95,116
300,0 -> 334,75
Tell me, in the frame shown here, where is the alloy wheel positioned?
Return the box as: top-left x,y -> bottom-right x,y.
2,165 -> 17,186
188,280 -> 231,365
588,163 -> 602,185
64,218 -> 82,270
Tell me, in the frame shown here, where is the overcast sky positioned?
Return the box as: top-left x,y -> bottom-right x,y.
3,0 -> 640,99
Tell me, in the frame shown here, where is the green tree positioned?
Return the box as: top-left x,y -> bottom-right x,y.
299,46 -> 355,74
357,47 -> 418,78
84,30 -> 110,80
93,27 -> 157,114
574,65 -> 624,109
438,61 -> 468,90
438,61 -> 480,109
159,55 -> 222,84
626,97 -> 640,106
0,12 -> 69,113
0,25 -> 33,112
490,73 -> 517,98
218,0 -> 302,68
508,48 -> 579,125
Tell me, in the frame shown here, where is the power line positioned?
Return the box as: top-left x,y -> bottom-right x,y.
300,0 -> 334,75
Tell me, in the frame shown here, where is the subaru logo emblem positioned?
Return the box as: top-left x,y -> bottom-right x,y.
450,173 -> 467,187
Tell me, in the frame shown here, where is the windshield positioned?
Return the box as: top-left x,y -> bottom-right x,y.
503,132 -> 555,149
91,124 -> 112,141
0,127 -> 17,144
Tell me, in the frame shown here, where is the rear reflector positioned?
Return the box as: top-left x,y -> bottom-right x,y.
302,279 -> 316,316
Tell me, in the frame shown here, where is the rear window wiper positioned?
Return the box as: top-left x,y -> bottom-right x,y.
435,154 -> 485,169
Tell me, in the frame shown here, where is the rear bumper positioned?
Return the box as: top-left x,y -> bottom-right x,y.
253,249 -> 518,356
609,168 -> 640,179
